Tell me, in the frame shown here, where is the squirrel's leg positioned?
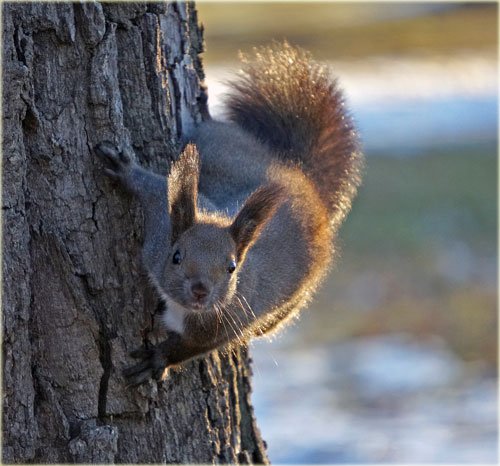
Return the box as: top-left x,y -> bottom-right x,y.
123,305 -> 252,385
94,142 -> 170,280
94,142 -> 166,199
122,332 -> 209,386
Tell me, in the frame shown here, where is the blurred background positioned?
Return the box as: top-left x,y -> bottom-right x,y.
197,2 -> 497,463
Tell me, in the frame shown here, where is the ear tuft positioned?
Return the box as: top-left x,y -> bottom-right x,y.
168,143 -> 200,244
230,183 -> 286,262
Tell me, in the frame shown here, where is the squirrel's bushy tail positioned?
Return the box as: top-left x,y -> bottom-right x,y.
226,42 -> 363,228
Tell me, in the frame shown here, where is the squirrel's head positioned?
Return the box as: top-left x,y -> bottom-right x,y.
163,144 -> 284,312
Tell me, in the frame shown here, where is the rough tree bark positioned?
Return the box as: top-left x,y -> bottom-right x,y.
2,2 -> 268,463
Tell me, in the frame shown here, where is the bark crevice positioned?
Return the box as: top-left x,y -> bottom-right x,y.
97,330 -> 113,420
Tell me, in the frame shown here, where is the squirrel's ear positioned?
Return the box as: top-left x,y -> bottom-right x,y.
168,143 -> 200,244
230,184 -> 285,262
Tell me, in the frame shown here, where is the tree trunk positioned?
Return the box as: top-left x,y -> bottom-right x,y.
2,2 -> 268,463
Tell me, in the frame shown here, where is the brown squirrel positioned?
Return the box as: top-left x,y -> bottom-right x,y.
95,42 -> 363,385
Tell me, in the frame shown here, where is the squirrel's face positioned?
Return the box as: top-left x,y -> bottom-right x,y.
165,143 -> 284,313
164,223 -> 239,312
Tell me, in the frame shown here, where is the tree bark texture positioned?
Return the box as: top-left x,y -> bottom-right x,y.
2,2 -> 268,463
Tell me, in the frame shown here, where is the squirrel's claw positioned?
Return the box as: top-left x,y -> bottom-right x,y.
94,141 -> 132,179
123,360 -> 154,387
123,346 -> 166,386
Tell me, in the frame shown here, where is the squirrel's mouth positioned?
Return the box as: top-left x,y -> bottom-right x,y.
168,294 -> 209,312
186,290 -> 212,311
190,301 -> 205,311
187,298 -> 212,312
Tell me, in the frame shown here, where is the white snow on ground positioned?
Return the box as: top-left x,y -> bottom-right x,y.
250,335 -> 497,464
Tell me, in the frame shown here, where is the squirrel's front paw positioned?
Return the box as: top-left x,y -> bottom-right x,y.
94,141 -> 134,181
122,346 -> 167,386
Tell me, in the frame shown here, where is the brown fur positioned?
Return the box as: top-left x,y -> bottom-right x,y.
226,41 -> 363,229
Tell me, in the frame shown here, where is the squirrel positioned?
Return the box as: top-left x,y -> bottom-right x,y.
94,42 -> 363,385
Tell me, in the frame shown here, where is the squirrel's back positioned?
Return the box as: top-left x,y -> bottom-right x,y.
225,41 -> 363,230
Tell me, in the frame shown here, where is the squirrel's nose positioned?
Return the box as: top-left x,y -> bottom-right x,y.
191,282 -> 209,301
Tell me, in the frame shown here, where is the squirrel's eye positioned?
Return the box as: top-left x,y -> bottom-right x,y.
172,250 -> 182,265
227,259 -> 237,274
